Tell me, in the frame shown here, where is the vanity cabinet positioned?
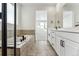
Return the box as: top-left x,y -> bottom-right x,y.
65,39 -> 79,56
55,35 -> 65,56
51,31 -> 56,48
48,29 -> 79,56
48,29 -> 56,49
60,39 -> 65,56
48,30 -> 52,45
55,35 -> 61,55
55,31 -> 79,56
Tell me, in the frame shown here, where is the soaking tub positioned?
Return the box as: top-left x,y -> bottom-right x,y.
0,35 -> 35,56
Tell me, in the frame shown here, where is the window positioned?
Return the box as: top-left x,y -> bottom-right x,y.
36,10 -> 47,29
7,3 -> 14,24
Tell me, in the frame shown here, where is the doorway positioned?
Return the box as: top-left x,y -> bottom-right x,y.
35,10 -> 47,41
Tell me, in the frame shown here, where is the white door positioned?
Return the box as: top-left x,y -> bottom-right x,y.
65,39 -> 79,56
35,10 -> 47,41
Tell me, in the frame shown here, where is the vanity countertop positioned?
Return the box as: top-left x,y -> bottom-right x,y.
49,27 -> 79,34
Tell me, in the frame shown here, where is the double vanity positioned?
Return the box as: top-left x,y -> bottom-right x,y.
47,3 -> 79,56
48,28 -> 79,56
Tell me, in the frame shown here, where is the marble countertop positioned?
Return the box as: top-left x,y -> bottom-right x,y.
48,27 -> 79,34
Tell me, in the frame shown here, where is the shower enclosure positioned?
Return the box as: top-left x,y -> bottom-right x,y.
0,3 -> 16,56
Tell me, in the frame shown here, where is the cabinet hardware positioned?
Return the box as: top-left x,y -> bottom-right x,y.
62,40 -> 65,47
52,32 -> 54,33
52,36 -> 54,38
60,40 -> 65,47
48,34 -> 50,36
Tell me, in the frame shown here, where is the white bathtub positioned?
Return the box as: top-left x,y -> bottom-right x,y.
0,35 -> 35,55
0,35 -> 34,48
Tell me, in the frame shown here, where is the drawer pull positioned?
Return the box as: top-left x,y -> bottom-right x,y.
60,40 -> 65,47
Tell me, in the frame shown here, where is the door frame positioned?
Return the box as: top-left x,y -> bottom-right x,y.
14,3 -> 16,56
2,3 -> 7,56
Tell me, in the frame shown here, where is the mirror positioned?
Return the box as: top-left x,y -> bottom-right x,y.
63,3 -> 79,28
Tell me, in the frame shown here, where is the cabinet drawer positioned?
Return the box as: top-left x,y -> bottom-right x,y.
65,39 -> 79,56
56,32 -> 79,43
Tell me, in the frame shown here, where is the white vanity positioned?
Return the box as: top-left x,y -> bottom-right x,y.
47,3 -> 79,56
48,28 -> 79,56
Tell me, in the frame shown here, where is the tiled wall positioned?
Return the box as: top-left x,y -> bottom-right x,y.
16,30 -> 35,37
0,30 -> 35,40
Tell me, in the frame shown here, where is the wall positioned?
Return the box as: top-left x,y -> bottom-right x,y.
47,6 -> 56,28
16,4 -> 56,36
16,4 -> 22,30
56,3 -> 64,28
21,5 -> 35,30
18,4 -> 56,30
16,4 -> 57,38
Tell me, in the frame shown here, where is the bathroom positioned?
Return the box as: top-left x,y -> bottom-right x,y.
0,3 -> 79,56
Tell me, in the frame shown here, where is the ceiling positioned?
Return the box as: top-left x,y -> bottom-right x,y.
18,3 -> 57,6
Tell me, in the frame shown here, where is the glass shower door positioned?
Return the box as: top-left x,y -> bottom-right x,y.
7,3 -> 16,56
0,3 -> 16,56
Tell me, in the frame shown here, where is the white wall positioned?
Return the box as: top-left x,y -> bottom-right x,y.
47,6 -> 56,28
16,4 -> 22,30
17,4 -> 56,30
55,3 -> 64,28
21,5 -> 35,30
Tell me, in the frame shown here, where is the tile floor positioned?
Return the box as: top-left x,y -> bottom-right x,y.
26,40 -> 57,56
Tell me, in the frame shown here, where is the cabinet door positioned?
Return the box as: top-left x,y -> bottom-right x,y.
51,31 -> 56,48
48,30 -> 52,44
65,40 -> 79,56
60,40 -> 65,56
56,35 -> 65,56
55,36 -> 61,55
